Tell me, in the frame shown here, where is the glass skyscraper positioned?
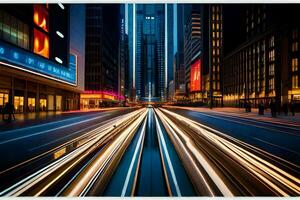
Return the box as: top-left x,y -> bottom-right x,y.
128,4 -> 167,102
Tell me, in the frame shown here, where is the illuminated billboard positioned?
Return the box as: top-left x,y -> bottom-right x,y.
34,29 -> 49,58
0,41 -> 77,86
190,59 -> 201,92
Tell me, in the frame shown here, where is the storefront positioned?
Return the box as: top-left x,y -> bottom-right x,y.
80,91 -> 123,109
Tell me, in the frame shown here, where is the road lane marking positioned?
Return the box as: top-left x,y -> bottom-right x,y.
154,112 -> 181,197
121,116 -> 147,197
0,114 -> 110,145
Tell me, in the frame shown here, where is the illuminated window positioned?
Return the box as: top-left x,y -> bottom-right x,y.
292,58 -> 298,72
269,63 -> 275,76
269,49 -> 275,62
0,10 -> 29,49
269,78 -> 275,90
269,36 -> 275,48
34,5 -> 49,32
292,75 -> 298,88
34,29 -> 49,58
292,42 -> 298,52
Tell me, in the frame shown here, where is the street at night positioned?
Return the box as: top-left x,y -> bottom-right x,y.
0,107 -> 299,196
0,2 -> 300,197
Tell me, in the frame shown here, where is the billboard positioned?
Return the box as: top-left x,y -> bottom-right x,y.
0,41 -> 77,86
190,58 -> 201,92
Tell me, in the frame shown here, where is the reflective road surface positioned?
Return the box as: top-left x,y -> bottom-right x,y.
0,107 -> 299,196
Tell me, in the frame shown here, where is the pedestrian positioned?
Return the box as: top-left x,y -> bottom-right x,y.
7,103 -> 15,122
245,101 -> 248,112
258,101 -> 264,115
291,101 -> 296,116
270,100 -> 276,117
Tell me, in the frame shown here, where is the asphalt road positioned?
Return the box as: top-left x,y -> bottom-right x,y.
164,107 -> 300,166
0,108 -> 137,189
0,106 -> 299,196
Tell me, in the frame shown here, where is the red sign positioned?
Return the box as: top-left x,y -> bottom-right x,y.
190,59 -> 201,92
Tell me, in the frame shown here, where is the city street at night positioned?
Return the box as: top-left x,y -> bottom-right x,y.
1,2 -> 300,198
0,107 -> 299,196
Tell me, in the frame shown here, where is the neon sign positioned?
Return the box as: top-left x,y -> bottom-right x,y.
0,41 -> 77,86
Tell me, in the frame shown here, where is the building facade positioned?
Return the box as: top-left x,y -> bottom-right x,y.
173,4 -> 186,102
223,5 -> 300,109
0,4 -> 83,113
82,4 -> 122,109
183,4 -> 223,107
134,4 -> 166,102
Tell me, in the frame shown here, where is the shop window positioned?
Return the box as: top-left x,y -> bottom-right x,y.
34,29 -> 49,58
0,92 -> 9,111
40,99 -> 47,111
48,95 -> 54,111
56,95 -> 62,111
33,5 -> 49,32
28,98 -> 35,112
14,96 -> 24,113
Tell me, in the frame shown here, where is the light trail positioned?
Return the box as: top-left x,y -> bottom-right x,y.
0,113 -> 111,145
156,108 -> 231,196
0,109 -> 146,196
62,109 -> 148,196
121,115 -> 147,197
154,112 -> 181,197
159,108 -> 300,196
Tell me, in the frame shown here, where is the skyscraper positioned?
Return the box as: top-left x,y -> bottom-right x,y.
128,4 -> 167,102
167,4 -> 174,96
83,5 -> 121,108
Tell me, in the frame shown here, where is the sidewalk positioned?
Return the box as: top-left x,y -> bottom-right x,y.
165,106 -> 300,127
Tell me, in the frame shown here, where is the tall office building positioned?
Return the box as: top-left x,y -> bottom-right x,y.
223,5 -> 300,108
82,5 -> 121,108
167,4 -> 174,95
133,4 -> 166,102
184,5 -> 202,101
173,4 -> 186,101
119,4 -> 129,101
203,4 -> 224,107
183,4 -> 223,107
0,4 -> 83,113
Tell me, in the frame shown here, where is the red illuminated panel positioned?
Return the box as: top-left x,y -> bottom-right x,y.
33,5 -> 49,32
34,29 -> 49,58
190,59 -> 201,92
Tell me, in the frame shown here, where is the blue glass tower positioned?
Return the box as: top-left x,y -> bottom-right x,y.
128,4 -> 166,102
